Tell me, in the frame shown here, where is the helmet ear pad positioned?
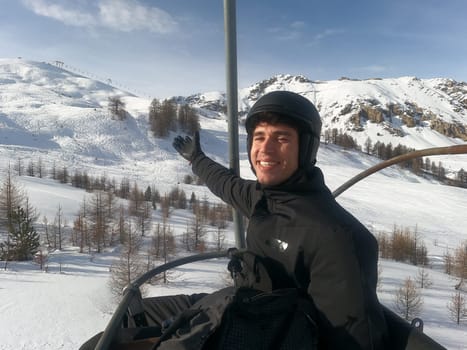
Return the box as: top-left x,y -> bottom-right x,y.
299,133 -> 319,167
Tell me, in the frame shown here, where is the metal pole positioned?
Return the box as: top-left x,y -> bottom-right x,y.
224,0 -> 245,248
333,144 -> 467,198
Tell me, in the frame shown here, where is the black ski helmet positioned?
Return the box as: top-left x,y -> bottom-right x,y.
245,90 -> 322,168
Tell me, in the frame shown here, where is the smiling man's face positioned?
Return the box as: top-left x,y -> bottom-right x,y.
250,121 -> 299,186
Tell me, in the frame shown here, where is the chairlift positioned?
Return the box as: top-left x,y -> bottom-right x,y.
84,0 -> 467,348
82,146 -> 467,350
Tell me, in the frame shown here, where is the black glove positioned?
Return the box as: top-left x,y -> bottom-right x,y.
172,131 -> 203,162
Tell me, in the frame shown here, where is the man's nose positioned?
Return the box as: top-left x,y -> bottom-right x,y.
261,137 -> 275,152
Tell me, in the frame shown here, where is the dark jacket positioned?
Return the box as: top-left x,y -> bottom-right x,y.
192,153 -> 388,350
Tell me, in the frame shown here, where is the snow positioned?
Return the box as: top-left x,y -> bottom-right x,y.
0,59 -> 467,349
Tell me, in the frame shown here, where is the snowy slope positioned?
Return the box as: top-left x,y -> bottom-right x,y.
0,58 -> 467,349
2,160 -> 467,349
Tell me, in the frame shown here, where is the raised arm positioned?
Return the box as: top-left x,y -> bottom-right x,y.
173,131 -> 257,217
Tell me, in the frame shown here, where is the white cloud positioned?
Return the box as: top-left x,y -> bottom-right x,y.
21,0 -> 178,33
290,21 -> 306,30
314,29 -> 343,41
267,21 -> 306,41
98,0 -> 178,33
21,0 -> 95,27
307,28 -> 345,46
268,23 -> 342,44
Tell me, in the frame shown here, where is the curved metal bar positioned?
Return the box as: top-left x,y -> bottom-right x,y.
332,144 -> 467,198
94,250 -> 230,350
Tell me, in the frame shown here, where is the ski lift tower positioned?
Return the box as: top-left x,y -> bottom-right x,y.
224,0 -> 245,248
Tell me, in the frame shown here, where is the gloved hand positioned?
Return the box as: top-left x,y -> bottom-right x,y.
172,130 -> 203,162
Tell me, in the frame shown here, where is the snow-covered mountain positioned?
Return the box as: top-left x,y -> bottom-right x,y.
1,58 -> 467,180
188,74 -> 467,175
0,59 -> 151,165
188,73 -> 467,141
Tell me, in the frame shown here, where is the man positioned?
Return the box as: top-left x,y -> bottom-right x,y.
173,90 -> 388,349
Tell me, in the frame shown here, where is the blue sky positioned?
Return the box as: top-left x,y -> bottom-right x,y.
1,0 -> 466,98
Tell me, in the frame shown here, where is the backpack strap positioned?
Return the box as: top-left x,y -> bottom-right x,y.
125,286 -> 149,328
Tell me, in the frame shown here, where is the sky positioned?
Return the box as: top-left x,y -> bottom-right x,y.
1,0 -> 467,99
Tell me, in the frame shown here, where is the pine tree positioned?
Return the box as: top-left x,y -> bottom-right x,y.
116,204 -> 128,245
37,157 -> 44,178
108,96 -> 127,120
364,137 -> 372,154
136,201 -> 152,237
6,206 -> 40,261
119,177 -> 131,199
0,166 -> 25,231
149,98 -> 176,137
444,250 -> 454,275
447,290 -> 467,325
109,224 -> 145,299
177,189 -> 187,209
128,182 -> 144,216
150,220 -> 176,284
14,158 -> 24,176
73,212 -> 86,253
416,267 -> 433,289
178,104 -> 199,134
144,186 -> 152,202
88,191 -> 115,252
0,168 -> 27,268
185,207 -> 207,252
53,204 -> 65,250
394,277 -> 423,321
189,192 -> 197,210
128,182 -> 150,236
149,98 -> 162,136
453,241 -> 467,289
27,160 -> 35,176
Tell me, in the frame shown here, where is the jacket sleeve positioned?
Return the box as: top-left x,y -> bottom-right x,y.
191,153 -> 257,218
304,207 -> 387,350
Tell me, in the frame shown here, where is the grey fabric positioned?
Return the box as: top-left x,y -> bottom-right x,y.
157,287 -> 236,350
156,287 -> 318,350
78,327 -> 162,350
142,293 -> 207,327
